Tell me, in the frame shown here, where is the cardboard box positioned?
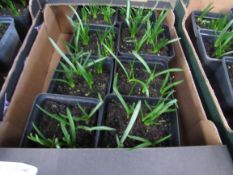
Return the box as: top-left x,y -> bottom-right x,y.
0,1 -> 222,147
174,0 -> 233,156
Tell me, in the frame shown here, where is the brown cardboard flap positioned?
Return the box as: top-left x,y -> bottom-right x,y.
187,120 -> 222,145
183,0 -> 233,133
0,5 -> 221,146
0,121 -> 22,146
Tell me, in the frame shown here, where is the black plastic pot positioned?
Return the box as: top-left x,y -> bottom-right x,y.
113,57 -> 168,97
20,93 -> 101,148
70,24 -> 119,57
196,29 -> 223,73
213,57 -> 233,110
96,94 -> 180,148
48,57 -> 114,99
191,11 -> 225,37
0,17 -> 21,70
117,23 -> 175,64
14,8 -> 32,41
76,6 -> 118,29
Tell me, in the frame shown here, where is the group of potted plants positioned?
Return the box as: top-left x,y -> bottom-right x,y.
192,4 -> 233,125
21,1 -> 183,149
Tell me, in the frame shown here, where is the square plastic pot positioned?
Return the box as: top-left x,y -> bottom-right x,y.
196,29 -> 222,73
214,57 -> 233,110
96,94 -> 180,148
113,57 -> 169,97
48,57 -> 114,99
70,24 -> 119,57
0,17 -> 21,70
20,93 -> 101,148
117,23 -> 175,64
191,11 -> 224,37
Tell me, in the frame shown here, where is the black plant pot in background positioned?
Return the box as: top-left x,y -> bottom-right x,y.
191,11 -> 224,37
196,29 -> 223,74
20,93 -> 101,148
0,17 -> 21,71
14,8 -> 32,41
213,57 -> 233,111
113,57 -> 168,98
48,57 -> 114,99
117,23 -> 175,64
97,94 -> 180,148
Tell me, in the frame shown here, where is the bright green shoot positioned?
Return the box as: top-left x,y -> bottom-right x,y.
142,91 -> 178,126
49,37 -> 106,89
208,14 -> 229,31
101,5 -> 116,24
197,3 -> 214,24
213,20 -> 233,58
113,74 -> 136,117
116,100 -> 141,148
5,0 -> 19,16
128,134 -> 171,149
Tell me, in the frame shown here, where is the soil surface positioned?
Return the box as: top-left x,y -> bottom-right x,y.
0,23 -> 9,39
120,26 -> 170,57
101,98 -> 173,148
27,100 -> 98,148
51,65 -> 110,98
117,62 -> 164,97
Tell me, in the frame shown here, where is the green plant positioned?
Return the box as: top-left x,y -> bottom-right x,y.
20,0 -> 26,6
124,0 -> 158,38
116,100 -> 141,148
197,3 -> 214,25
49,37 -> 106,89
97,28 -> 115,57
5,0 -> 19,16
101,5 -> 116,24
141,10 -> 180,54
28,100 -> 115,148
127,134 -> 171,149
142,91 -> 178,126
208,14 -> 229,31
213,20 -> 233,58
68,5 -> 90,46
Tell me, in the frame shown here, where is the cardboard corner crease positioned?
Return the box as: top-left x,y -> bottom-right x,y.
0,4 -> 222,146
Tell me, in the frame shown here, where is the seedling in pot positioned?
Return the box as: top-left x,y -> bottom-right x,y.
195,3 -> 230,32
49,38 -> 112,98
122,0 -> 158,38
105,46 -> 183,97
212,20 -> 233,58
101,94 -> 179,148
78,2 -> 116,25
27,97 -> 115,148
5,0 -> 19,16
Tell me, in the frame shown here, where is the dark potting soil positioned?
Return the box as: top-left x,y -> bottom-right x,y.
79,33 -> 99,55
0,23 -> 9,39
28,100 -> 97,148
101,99 -> 172,148
52,67 -> 110,98
117,63 -> 163,97
120,27 -> 170,56
203,36 -> 233,58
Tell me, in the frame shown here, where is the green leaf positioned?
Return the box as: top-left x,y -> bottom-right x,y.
132,51 -> 151,74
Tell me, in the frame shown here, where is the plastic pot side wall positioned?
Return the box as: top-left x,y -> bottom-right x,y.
0,17 -> 21,70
